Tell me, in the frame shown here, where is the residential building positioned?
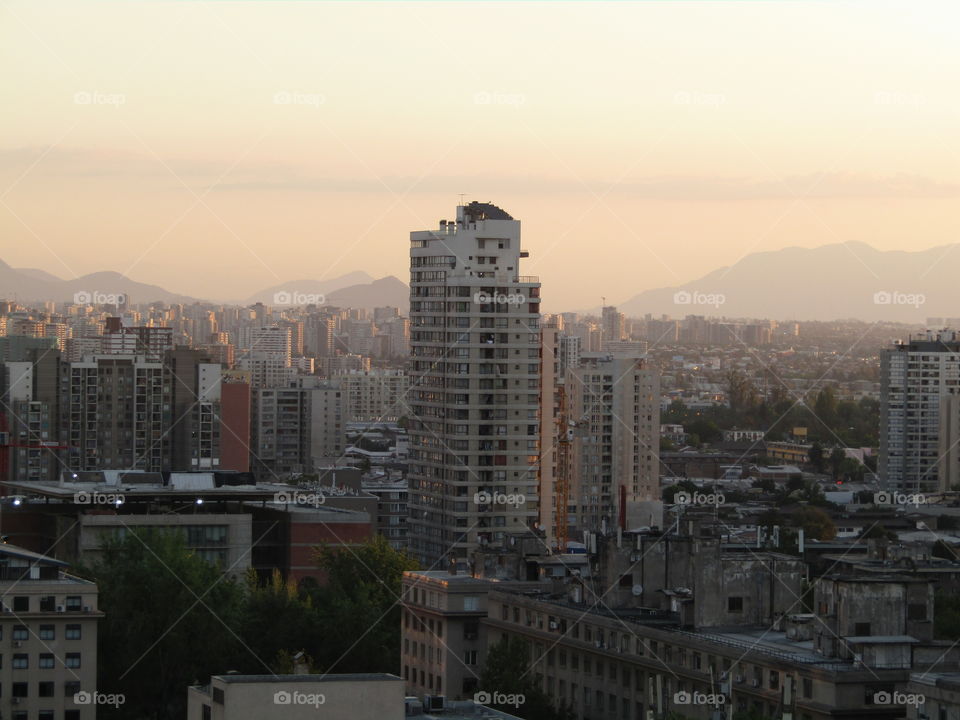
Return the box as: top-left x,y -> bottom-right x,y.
407,201 -> 542,566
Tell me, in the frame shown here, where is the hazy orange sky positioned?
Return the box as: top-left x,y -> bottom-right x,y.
2,1 -> 958,308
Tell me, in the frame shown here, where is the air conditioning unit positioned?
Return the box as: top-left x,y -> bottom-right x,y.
13,641 -> 22,648
549,621 -> 559,630
2,607 -> 11,614
11,697 -> 21,704
56,605 -> 65,613
735,675 -> 744,684
83,606 -> 91,612
751,679 -> 761,688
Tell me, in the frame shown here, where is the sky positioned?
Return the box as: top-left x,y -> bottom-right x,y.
2,1 -> 959,309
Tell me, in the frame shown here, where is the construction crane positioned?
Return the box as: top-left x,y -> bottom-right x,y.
555,383 -> 572,552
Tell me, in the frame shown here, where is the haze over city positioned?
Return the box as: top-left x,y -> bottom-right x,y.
4,1 -> 960,309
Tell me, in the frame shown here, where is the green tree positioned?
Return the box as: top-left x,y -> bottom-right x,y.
309,535 -> 419,673
241,570 -> 322,673
828,447 -> 846,479
85,529 -> 246,720
479,636 -> 576,720
792,506 -> 837,540
807,442 -> 825,472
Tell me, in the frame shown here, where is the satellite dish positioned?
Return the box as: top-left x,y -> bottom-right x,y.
632,584 -> 643,596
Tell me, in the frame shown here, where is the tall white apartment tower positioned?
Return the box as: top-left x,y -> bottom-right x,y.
408,202 -> 542,567
881,331 -> 960,494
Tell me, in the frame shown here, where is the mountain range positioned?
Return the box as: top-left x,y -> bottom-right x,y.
617,242 -> 953,322
0,259 -> 408,311
3,242 -> 958,321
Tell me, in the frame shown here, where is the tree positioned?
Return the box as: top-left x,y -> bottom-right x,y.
828,447 -> 846,480
479,636 -> 576,720
84,529 -> 247,720
814,386 -> 838,428
752,477 -> 776,493
791,506 -> 837,540
309,535 -> 419,673
663,479 -> 699,503
807,443 -> 825,473
241,570 -> 322,673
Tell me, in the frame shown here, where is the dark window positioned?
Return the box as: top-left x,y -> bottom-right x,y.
39,596 -> 56,612
12,682 -> 28,697
12,597 -> 28,612
908,604 -> 927,621
65,596 -> 82,611
212,687 -> 225,704
728,597 -> 744,613
65,624 -> 81,640
38,625 -> 54,641
854,622 -> 871,636
38,681 -> 54,697
65,681 -> 81,697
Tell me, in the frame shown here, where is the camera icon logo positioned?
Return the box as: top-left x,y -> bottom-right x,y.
274,690 -> 292,705
474,691 -> 492,704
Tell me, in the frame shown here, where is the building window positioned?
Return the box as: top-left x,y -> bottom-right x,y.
65,653 -> 81,668
728,597 -> 744,613
39,596 -> 56,612
12,597 -> 29,612
463,596 -> 479,611
65,596 -> 82,611
12,625 -> 28,641
12,654 -> 28,669
65,624 -> 81,640
38,625 -> 55,641
38,681 -> 54,697
465,650 -> 478,665
65,681 -> 81,697
854,622 -> 871,636
12,682 -> 27,697
39,653 -> 55,669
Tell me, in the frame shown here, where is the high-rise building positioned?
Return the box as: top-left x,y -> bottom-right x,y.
881,331 -> 960,494
61,355 -> 170,472
407,202 -> 541,567
565,352 -> 662,534
601,305 -> 625,348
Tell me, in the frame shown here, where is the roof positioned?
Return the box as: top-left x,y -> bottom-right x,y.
212,673 -> 402,684
0,543 -> 69,568
463,201 -> 513,221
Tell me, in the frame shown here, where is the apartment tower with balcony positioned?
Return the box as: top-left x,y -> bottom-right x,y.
407,202 -> 542,567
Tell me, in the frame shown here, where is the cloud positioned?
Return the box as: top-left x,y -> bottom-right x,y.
1,146 -> 956,200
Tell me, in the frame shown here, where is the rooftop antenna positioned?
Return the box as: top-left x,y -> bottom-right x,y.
458,193 -> 466,205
